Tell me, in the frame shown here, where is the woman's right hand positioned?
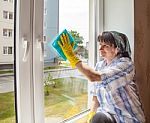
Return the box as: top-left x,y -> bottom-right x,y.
87,111 -> 96,123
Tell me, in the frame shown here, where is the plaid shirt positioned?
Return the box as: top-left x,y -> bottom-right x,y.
91,57 -> 145,123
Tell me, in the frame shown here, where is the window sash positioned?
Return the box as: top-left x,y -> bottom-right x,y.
15,0 -> 96,122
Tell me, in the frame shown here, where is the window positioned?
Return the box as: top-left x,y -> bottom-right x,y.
3,11 -> 8,19
43,0 -> 89,122
3,29 -> 13,37
3,46 -> 7,54
8,29 -> 13,37
2,46 -> 13,55
3,29 -> 7,36
4,0 -> 134,122
8,47 -> 13,54
3,11 -> 13,20
9,12 -> 13,19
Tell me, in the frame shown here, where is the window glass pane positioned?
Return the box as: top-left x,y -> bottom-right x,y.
9,12 -> 13,19
3,11 -> 8,19
8,47 -> 12,54
3,46 -> 7,54
3,29 -> 7,36
43,0 -> 89,122
0,0 -> 16,122
8,29 -> 13,37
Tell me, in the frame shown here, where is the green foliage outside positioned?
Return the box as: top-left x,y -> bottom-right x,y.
44,76 -> 88,119
69,30 -> 84,44
0,92 -> 16,123
69,30 -> 88,59
0,70 -> 13,74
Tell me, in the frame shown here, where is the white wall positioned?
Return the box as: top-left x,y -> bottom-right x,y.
104,0 -> 134,58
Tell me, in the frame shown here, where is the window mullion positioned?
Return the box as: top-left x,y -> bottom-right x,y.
15,0 -> 35,122
32,0 -> 44,122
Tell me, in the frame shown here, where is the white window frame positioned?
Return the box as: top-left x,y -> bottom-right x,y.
15,0 -> 97,122
15,0 -> 35,122
16,0 -> 44,122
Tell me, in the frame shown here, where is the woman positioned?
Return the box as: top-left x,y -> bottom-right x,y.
58,31 -> 145,123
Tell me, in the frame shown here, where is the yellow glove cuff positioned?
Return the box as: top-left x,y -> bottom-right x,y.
87,111 -> 96,123
68,55 -> 81,68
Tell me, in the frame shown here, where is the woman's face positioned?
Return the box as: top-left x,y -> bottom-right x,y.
99,42 -> 118,60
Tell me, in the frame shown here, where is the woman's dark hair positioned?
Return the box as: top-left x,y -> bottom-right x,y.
98,31 -> 117,47
98,31 -> 131,59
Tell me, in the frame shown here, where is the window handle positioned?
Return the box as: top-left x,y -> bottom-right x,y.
22,37 -> 30,62
37,38 -> 44,62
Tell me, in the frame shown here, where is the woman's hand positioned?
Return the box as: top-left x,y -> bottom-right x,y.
87,111 -> 96,123
58,33 -> 81,68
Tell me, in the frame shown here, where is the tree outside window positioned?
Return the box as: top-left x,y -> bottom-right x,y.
69,30 -> 88,59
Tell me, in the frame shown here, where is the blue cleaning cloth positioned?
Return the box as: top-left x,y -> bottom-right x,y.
51,29 -> 77,60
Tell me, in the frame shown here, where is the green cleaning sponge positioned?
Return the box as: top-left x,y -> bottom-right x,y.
51,29 -> 77,60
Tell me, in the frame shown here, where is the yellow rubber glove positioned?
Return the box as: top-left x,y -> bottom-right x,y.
87,111 -> 96,123
58,33 -> 81,68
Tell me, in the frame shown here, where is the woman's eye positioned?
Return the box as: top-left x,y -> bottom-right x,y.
104,45 -> 109,48
100,44 -> 110,48
103,45 -> 109,48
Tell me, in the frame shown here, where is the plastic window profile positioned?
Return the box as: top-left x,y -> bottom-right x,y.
59,109 -> 90,123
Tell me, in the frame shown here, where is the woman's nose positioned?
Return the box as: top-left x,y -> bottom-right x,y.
99,45 -> 103,50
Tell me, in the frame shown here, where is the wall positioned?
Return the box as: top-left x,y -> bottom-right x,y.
104,0 -> 134,58
100,0 -> 150,122
134,0 -> 150,123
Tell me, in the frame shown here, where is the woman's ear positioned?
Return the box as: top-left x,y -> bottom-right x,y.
115,47 -> 119,56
